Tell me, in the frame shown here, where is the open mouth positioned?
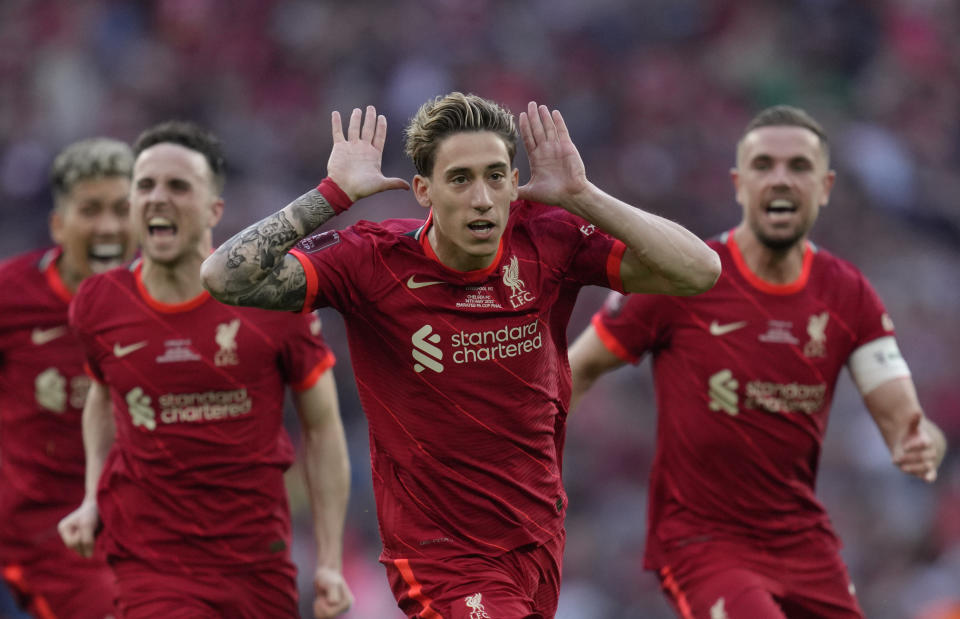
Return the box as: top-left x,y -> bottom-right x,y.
88,243 -> 126,271
765,198 -> 797,215
147,216 -> 177,237
467,221 -> 496,238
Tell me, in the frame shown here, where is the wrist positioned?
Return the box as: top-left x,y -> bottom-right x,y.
316,178 -> 354,214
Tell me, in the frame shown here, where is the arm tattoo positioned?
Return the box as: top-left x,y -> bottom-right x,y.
209,189 -> 336,309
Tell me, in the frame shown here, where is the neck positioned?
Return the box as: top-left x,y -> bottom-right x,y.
732,225 -> 806,285
426,225 -> 496,272
140,245 -> 209,304
55,257 -> 82,294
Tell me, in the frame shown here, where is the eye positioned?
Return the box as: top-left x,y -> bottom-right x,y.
489,171 -> 505,181
450,175 -> 467,185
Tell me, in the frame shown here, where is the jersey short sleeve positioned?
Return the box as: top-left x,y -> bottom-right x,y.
69,276 -> 107,383
289,227 -> 372,314
277,311 -> 335,392
851,270 -> 894,347
592,290 -> 672,364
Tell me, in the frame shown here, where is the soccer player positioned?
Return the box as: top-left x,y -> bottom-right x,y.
200,93 -> 721,618
0,137 -> 134,618
57,121 -> 354,618
568,105 -> 948,618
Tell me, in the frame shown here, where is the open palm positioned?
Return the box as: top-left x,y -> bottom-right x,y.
326,105 -> 409,202
517,101 -> 590,207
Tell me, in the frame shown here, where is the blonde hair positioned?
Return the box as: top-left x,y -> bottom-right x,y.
50,138 -> 133,205
404,92 -> 517,177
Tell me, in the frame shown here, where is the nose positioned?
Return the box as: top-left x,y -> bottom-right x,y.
94,207 -> 129,237
769,163 -> 793,189
470,181 -> 494,210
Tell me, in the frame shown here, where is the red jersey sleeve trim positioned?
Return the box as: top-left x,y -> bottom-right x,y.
83,362 -> 105,384
606,240 -> 627,293
134,262 -> 210,313
43,247 -> 73,303
289,249 -> 319,313
727,232 -> 814,295
290,353 -> 336,392
591,314 -> 637,363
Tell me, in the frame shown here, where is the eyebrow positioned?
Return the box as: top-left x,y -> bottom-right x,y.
444,162 -> 509,177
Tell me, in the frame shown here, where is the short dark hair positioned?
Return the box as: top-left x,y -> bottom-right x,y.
50,137 -> 133,206
133,121 -> 226,193
738,105 -> 830,164
404,92 -> 518,177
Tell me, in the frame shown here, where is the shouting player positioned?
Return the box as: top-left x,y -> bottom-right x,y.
568,105 -> 947,618
200,93 -> 721,618
58,122 -> 353,618
0,137 -> 133,618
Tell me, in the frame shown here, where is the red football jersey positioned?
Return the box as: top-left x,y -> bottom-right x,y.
0,248 -> 89,560
291,200 -> 625,560
591,232 -> 892,570
69,260 -> 334,569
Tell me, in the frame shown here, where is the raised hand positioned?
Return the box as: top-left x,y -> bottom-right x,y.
312,565 -> 354,618
327,105 -> 410,202
57,499 -> 100,558
892,413 -> 943,482
517,101 -> 590,209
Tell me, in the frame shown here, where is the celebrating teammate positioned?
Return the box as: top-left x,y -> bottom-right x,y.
0,137 -> 133,618
57,121 -> 353,618
568,105 -> 947,618
201,93 -> 720,617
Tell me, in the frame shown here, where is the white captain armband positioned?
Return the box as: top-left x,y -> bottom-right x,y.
847,335 -> 911,396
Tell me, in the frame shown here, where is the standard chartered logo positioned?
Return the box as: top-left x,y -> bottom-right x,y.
126,386 -> 157,431
412,320 -> 544,373
708,369 -> 739,416
35,367 -> 67,413
412,325 -> 443,373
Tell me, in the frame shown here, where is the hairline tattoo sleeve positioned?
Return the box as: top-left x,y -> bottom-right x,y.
212,189 -> 336,310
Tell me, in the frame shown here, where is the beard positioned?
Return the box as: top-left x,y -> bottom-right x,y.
750,220 -> 807,252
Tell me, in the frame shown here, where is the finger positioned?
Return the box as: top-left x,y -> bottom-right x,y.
518,111 -> 534,151
346,108 -> 362,142
538,104 -> 557,141
331,111 -> 345,143
360,105 -> 377,143
372,114 -> 389,152
382,177 -> 411,192
527,101 -> 546,144
552,109 -> 571,141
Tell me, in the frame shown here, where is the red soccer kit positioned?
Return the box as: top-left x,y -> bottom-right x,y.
292,201 -> 625,615
0,247 -> 116,618
69,260 -> 334,614
592,232 -> 889,618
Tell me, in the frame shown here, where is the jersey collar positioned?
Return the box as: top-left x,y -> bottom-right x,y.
42,247 -> 73,303
133,260 -> 210,313
418,210 -> 504,283
725,230 -> 816,295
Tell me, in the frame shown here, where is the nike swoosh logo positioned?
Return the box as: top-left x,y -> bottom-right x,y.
406,276 -> 445,289
31,326 -> 68,345
114,341 -> 148,358
709,320 -> 748,336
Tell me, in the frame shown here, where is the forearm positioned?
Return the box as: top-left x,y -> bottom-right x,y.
303,426 -> 351,569
203,188 -> 337,302
563,183 -> 720,295
82,384 -> 115,502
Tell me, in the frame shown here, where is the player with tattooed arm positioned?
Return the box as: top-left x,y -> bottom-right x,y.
201,93 -> 720,618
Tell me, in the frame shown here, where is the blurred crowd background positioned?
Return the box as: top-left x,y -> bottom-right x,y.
2,0 -> 958,617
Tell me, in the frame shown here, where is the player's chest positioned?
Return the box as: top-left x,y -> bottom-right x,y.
675,288 -> 854,375
96,313 -> 276,385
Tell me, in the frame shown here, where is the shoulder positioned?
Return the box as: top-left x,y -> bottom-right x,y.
0,247 -> 51,284
811,244 -> 870,285
508,200 -> 597,243
72,267 -> 135,320
297,218 -> 424,256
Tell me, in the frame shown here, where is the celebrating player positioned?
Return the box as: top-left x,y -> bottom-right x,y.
0,137 -> 133,618
568,105 -> 947,618
201,93 -> 720,617
57,121 -> 353,618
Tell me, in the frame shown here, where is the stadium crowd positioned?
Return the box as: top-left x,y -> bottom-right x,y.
1,1 -> 957,617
